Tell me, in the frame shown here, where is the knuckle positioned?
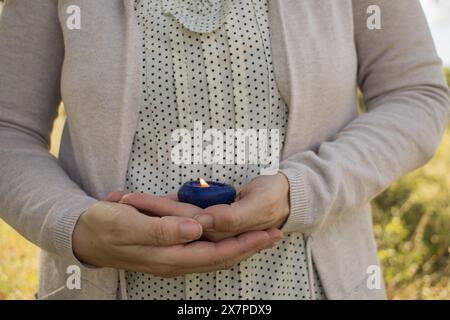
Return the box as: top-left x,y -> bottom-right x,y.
102,204 -> 125,228
152,221 -> 171,245
222,212 -> 241,232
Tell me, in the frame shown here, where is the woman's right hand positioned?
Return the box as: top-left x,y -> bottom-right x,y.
72,199 -> 282,277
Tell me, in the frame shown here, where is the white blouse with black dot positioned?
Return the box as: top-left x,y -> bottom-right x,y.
124,0 -> 326,299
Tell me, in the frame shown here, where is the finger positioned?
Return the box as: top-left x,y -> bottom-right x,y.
120,193 -> 202,218
162,229 -> 283,276
179,241 -> 274,275
101,240 -> 270,277
202,230 -> 237,242
152,229 -> 283,268
120,212 -> 203,246
162,194 -> 178,201
196,193 -> 263,233
105,191 -> 128,202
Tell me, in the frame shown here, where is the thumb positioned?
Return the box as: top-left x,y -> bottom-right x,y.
105,191 -> 128,202
124,212 -> 203,246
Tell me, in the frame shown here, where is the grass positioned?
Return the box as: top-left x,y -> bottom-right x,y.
0,223 -> 39,300
374,127 -> 450,299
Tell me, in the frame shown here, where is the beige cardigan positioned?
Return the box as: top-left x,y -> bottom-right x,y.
0,0 -> 448,300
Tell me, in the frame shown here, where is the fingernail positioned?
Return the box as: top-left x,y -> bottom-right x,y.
119,193 -> 131,204
179,221 -> 202,241
194,214 -> 214,230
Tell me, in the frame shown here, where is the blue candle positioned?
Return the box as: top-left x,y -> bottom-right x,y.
178,179 -> 236,209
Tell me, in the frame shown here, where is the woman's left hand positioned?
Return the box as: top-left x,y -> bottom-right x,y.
195,173 -> 290,241
112,173 -> 290,242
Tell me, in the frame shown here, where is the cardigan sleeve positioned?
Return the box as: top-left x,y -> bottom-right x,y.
0,1 -> 98,262
279,0 -> 449,234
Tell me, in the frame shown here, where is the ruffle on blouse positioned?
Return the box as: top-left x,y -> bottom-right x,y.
161,0 -> 233,33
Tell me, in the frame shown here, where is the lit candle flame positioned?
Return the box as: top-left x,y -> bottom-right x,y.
199,178 -> 209,188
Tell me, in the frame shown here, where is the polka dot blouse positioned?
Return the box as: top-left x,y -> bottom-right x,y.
124,0 -> 326,299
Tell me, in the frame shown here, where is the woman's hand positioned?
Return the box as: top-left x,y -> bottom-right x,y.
72,199 -> 282,276
117,173 -> 290,242
197,173 -> 290,241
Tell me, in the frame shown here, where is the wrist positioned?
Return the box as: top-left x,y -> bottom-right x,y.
276,171 -> 290,205
52,197 -> 98,265
275,172 -> 290,227
72,202 -> 104,267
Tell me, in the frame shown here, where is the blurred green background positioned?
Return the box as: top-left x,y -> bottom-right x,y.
0,2 -> 449,300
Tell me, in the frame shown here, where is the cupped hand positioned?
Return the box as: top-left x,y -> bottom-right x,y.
72,199 -> 283,276
117,173 -> 290,242
194,173 -> 290,241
